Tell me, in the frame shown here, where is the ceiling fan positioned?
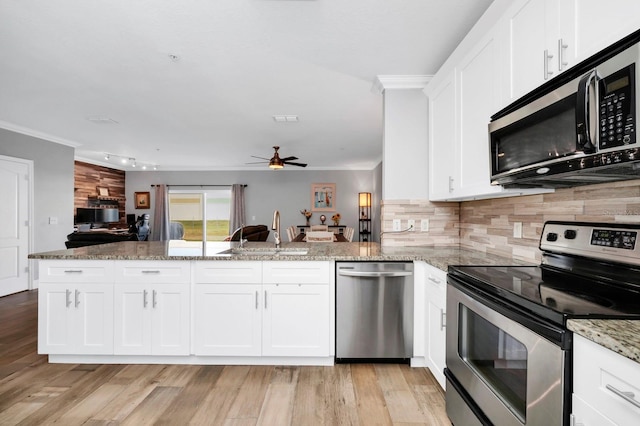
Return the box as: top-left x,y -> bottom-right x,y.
248,146 -> 307,169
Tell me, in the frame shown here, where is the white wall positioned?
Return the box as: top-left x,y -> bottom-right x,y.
126,168 -> 380,242
0,128 -> 75,253
382,89 -> 429,200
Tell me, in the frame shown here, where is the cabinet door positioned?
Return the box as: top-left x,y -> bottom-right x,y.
38,283 -> 74,354
262,284 -> 330,357
503,0 -> 553,101
428,72 -> 457,200
114,284 -> 152,355
457,30 -> 504,199
424,266 -> 447,389
193,284 -> 262,356
74,283 -> 114,354
151,284 -> 190,355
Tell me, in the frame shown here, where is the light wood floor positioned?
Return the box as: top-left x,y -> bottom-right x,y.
0,290 -> 449,425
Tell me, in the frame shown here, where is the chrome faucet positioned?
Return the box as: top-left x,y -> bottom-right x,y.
239,223 -> 247,248
272,210 -> 281,249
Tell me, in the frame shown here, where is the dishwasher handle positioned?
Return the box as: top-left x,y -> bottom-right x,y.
338,270 -> 413,278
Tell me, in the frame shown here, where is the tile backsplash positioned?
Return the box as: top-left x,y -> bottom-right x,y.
382,180 -> 640,262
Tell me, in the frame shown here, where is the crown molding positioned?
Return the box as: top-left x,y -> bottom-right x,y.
371,75 -> 433,95
0,120 -> 81,147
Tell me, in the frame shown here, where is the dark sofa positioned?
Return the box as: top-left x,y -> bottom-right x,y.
65,231 -> 138,248
227,225 -> 270,242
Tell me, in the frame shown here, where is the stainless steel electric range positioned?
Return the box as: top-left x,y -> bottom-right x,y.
445,221 -> 640,426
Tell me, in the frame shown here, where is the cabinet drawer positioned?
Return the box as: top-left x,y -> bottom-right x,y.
573,334 -> 640,425
572,394 -> 616,426
115,261 -> 191,283
39,260 -> 114,283
195,261 -> 262,283
263,261 -> 331,284
424,263 -> 447,298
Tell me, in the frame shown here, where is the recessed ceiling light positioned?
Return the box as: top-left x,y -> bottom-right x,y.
86,116 -> 118,124
273,115 -> 299,122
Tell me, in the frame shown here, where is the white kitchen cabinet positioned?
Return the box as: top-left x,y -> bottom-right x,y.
572,334 -> 640,425
113,261 -> 190,356
423,263 -> 447,389
38,260 -> 114,355
194,261 -> 331,358
427,71 -> 457,200
262,283 -> 330,357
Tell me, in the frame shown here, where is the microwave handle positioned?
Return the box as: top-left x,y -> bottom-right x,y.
576,70 -> 599,154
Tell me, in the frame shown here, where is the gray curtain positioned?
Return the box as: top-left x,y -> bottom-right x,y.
229,184 -> 246,234
150,184 -> 170,241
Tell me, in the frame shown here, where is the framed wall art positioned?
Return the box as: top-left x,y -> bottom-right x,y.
135,192 -> 150,209
311,183 -> 335,212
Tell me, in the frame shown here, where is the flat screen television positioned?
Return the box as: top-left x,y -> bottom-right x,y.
75,208 -> 119,226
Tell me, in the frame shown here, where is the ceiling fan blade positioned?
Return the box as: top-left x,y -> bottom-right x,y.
245,161 -> 268,164
250,155 -> 271,161
283,161 -> 307,167
280,156 -> 298,162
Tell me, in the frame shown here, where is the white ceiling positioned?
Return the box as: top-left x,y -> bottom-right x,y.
0,0 -> 493,171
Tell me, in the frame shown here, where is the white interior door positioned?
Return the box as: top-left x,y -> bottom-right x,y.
0,155 -> 31,297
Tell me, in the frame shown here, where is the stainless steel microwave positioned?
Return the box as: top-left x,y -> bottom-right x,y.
489,31 -> 640,188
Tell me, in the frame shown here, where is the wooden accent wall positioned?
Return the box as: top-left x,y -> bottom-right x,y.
74,161 -> 126,223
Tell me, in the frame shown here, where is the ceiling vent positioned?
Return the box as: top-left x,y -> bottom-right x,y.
86,116 -> 118,124
272,115 -> 299,122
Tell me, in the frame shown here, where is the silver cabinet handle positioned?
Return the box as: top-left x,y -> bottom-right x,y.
64,270 -> 83,274
143,289 -> 148,308
141,270 -> 160,274
544,49 -> 554,80
428,276 -> 442,284
264,290 -> 267,309
75,289 -> 80,308
558,38 -> 568,71
255,291 -> 259,309
606,384 -> 640,409
338,270 -> 412,278
152,290 -> 157,308
66,289 -> 72,307
440,309 -> 446,330
448,176 -> 454,193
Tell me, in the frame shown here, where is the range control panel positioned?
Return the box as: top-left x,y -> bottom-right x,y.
540,221 -> 640,265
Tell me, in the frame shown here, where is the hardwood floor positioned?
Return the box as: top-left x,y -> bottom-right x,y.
0,290 -> 449,425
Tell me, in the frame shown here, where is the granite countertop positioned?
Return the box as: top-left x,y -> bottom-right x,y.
28,240 -> 531,271
568,319 -> 640,363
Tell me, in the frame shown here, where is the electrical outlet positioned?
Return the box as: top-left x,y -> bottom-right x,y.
421,219 -> 429,232
48,216 -> 58,225
513,222 -> 523,238
393,219 -> 401,231
407,219 -> 415,231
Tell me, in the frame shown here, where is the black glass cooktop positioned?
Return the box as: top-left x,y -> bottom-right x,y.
448,264 -> 640,325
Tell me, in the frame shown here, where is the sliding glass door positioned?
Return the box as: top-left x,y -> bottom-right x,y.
168,188 -> 231,242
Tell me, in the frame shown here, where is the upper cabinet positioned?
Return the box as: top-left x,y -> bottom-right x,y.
501,0 -> 640,106
426,0 -> 640,202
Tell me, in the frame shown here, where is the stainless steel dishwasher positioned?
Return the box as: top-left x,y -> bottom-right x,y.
336,262 -> 414,362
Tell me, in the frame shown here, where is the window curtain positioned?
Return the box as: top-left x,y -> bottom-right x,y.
150,184 -> 170,241
229,184 -> 246,235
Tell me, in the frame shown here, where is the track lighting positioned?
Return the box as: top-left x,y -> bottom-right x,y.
101,152 -> 157,170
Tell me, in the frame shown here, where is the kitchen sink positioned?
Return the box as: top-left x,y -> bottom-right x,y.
217,248 -> 309,256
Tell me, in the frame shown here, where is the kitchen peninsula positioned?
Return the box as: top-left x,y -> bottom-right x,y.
29,240 -> 518,368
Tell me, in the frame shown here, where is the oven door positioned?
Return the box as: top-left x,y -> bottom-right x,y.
446,282 -> 568,426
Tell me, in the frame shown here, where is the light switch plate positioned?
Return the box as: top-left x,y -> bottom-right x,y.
513,222 -> 523,238
421,219 -> 429,232
393,219 -> 401,231
407,219 -> 415,231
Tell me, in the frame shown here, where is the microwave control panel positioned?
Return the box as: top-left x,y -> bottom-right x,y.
599,63 -> 636,149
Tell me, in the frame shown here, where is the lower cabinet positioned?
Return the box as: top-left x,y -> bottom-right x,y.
194,261 -> 332,358
38,282 -> 114,355
113,283 -> 190,355
424,263 -> 447,389
572,334 -> 640,425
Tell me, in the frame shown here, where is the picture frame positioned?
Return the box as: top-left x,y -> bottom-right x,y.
97,186 -> 110,197
135,192 -> 150,209
311,183 -> 336,211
